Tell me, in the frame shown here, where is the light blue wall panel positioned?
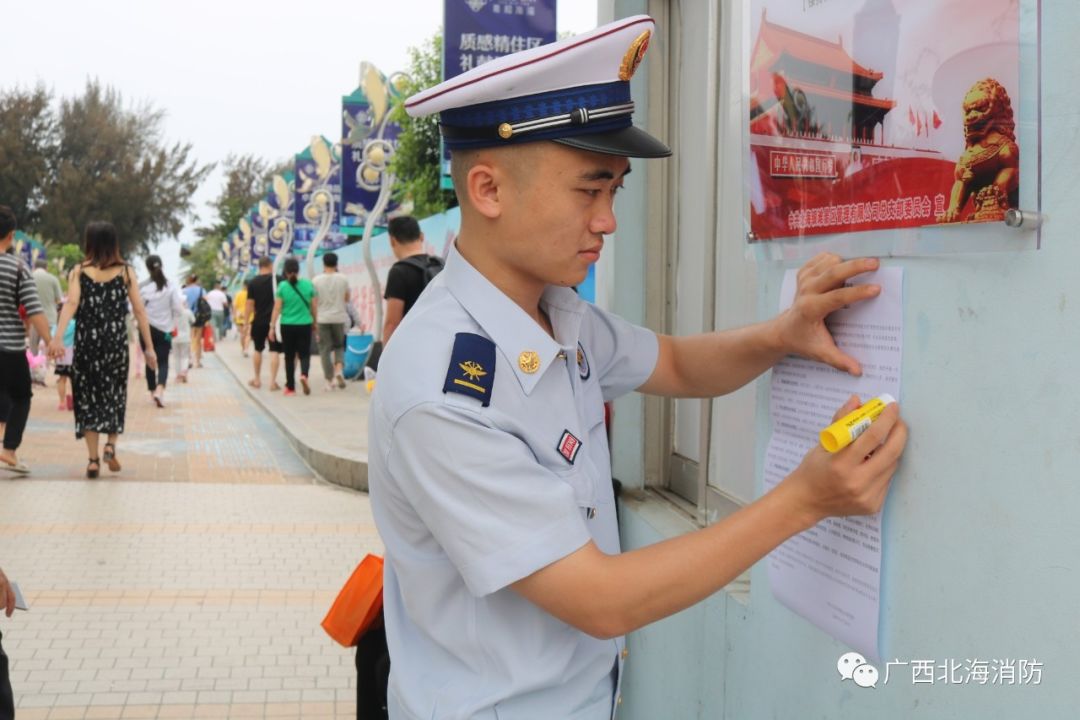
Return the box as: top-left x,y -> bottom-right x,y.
618,0 -> 1077,717
609,0 -> 653,490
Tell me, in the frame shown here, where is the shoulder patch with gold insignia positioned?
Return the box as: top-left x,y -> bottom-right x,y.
443,332 -> 496,407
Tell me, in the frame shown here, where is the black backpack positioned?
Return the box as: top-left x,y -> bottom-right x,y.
400,254 -> 444,288
194,289 -> 212,326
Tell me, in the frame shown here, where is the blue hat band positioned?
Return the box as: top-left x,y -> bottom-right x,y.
440,81 -> 633,150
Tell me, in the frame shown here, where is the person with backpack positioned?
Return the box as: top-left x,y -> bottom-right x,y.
382,216 -> 443,346
182,275 -> 211,368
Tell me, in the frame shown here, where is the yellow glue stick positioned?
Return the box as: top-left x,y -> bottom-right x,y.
819,394 -> 896,453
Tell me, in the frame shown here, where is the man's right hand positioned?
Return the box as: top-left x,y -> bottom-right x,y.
784,395 -> 908,528
0,566 -> 14,618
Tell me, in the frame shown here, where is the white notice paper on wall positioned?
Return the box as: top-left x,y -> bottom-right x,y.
765,267 -> 903,662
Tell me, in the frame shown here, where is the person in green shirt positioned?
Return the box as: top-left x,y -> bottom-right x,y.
269,257 -> 318,396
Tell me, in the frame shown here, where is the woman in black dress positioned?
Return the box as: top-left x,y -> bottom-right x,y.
50,222 -> 156,478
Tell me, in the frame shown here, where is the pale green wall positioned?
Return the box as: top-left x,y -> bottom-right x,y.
613,0 -> 1078,717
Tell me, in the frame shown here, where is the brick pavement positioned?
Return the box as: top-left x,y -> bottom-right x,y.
0,349 -> 382,719
213,338 -> 369,492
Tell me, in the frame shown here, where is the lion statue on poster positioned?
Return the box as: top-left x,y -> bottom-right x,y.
939,77 -> 1020,223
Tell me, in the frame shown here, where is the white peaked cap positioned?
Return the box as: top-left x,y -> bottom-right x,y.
405,15 -> 670,158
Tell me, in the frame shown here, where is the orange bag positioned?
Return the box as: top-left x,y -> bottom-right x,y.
322,554 -> 384,647
202,324 -> 215,352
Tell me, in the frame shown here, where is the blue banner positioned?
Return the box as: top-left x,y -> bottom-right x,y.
12,231 -> 45,267
228,231 -> 241,270
341,64 -> 403,234
237,215 -> 256,266
250,208 -> 270,260
294,138 -> 347,253
444,0 -> 557,79
441,0 -> 557,184
266,172 -> 294,256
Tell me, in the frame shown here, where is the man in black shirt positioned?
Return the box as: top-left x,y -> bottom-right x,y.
382,216 -> 442,345
244,257 -> 282,390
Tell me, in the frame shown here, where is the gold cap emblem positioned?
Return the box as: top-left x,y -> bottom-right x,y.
518,351 -> 540,374
498,123 -> 514,140
619,30 -> 652,82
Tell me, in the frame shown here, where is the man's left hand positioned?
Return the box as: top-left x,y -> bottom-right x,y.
776,254 -> 881,376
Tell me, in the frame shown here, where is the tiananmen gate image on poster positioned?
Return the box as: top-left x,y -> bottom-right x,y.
746,0 -> 1022,242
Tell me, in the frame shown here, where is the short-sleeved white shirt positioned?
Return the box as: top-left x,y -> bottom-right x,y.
312,272 -> 351,324
205,288 -> 228,312
370,245 -> 658,720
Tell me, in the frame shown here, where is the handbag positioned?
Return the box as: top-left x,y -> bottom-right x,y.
321,554 -> 384,648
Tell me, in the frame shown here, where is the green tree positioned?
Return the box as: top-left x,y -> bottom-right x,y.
187,154 -> 290,287
389,32 -> 457,218
46,243 -> 84,291
0,85 -> 57,228
10,81 -> 213,255
180,237 -> 225,290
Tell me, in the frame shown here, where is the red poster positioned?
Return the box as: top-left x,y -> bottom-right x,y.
747,0 -> 1021,241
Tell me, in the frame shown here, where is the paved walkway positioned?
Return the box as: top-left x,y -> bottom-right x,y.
0,345 -> 381,719
214,337 -> 370,491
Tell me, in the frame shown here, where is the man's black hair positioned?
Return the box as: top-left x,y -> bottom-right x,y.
388,216 -> 422,243
323,252 -> 338,268
0,206 -> 16,239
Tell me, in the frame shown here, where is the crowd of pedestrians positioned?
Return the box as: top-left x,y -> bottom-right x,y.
0,203 -> 424,715
1,203 -> 401,482
0,206 -> 444,484
0,209 -> 226,480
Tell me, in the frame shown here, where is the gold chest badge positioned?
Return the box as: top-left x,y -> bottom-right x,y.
518,351 -> 541,374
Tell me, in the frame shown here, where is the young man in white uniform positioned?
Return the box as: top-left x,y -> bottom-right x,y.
369,16 -> 908,720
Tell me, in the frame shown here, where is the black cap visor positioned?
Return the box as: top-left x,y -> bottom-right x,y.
553,125 -> 671,158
